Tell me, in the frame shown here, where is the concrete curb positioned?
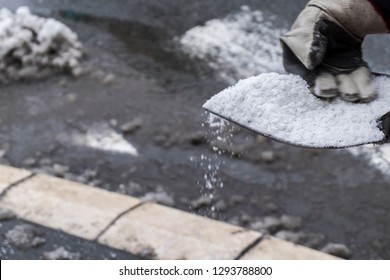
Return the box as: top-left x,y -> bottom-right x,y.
0,164 -> 338,260
0,165 -> 32,195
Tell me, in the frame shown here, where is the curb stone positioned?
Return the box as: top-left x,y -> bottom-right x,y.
241,236 -> 337,260
1,173 -> 140,240
0,165 -> 31,194
98,202 -> 262,260
0,164 -> 338,260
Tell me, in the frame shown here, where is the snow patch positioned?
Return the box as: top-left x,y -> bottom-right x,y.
61,123 -> 139,156
0,6 -> 83,82
348,145 -> 390,177
204,73 -> 390,148
179,7 -> 285,83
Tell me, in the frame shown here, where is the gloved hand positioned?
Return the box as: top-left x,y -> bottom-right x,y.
281,0 -> 389,102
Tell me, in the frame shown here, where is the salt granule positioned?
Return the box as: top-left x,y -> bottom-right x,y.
204,73 -> 390,148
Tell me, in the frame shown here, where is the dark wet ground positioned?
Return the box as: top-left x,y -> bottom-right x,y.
1,0 -> 390,259
0,218 -> 140,260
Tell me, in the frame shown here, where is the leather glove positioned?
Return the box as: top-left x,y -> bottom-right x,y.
281,0 -> 389,102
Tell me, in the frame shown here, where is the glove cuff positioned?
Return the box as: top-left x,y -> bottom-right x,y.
280,0 -> 387,71
366,0 -> 390,31
280,6 -> 326,70
309,0 -> 388,37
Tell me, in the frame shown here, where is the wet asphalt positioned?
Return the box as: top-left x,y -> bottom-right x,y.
0,218 -> 140,260
1,0 -> 390,260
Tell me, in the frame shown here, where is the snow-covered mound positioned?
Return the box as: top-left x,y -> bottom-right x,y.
0,7 -> 83,82
204,73 -> 390,148
179,7 -> 285,83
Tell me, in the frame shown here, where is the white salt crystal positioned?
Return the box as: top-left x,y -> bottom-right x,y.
204,73 -> 390,148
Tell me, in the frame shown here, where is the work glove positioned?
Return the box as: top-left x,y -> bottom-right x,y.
281,0 -> 389,102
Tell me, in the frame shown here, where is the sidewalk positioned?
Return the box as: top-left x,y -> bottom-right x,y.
0,164 -> 337,260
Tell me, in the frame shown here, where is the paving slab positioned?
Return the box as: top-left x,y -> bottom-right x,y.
98,203 -> 262,260
0,165 -> 31,194
241,236 -> 338,260
0,174 -> 140,240
0,166 -> 337,260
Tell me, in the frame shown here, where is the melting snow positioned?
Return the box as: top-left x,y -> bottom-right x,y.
179,7 -> 285,83
0,6 -> 83,82
61,123 -> 139,156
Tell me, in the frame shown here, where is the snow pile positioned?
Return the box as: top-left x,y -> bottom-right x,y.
179,7 -> 285,83
0,7 -> 83,82
204,73 -> 390,148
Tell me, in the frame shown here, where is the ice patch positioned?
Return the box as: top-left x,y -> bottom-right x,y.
179,7 -> 285,83
0,6 -> 83,82
204,73 -> 390,148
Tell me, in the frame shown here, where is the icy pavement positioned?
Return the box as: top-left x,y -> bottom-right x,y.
1,0 -> 390,259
